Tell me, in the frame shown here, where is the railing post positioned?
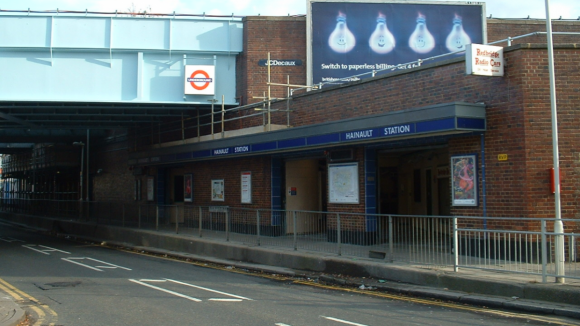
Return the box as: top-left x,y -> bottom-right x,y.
226,208 -> 230,242
198,206 -> 203,238
175,206 -> 179,234
293,211 -> 297,251
337,213 -> 342,256
156,205 -> 159,231
541,220 -> 548,283
257,210 -> 261,246
453,217 -> 459,272
388,215 -> 393,262
571,235 -> 576,263
138,205 -> 141,229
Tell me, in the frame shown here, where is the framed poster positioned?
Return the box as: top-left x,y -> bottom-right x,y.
184,174 -> 193,202
451,154 -> 478,206
328,162 -> 359,204
211,179 -> 225,201
146,177 -> 154,202
241,172 -> 252,204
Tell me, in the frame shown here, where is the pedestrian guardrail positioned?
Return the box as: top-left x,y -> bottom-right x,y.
0,198 -> 577,283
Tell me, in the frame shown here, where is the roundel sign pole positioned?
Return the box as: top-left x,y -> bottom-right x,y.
184,65 -> 215,95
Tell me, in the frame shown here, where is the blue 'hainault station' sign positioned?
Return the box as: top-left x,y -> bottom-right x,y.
129,102 -> 487,166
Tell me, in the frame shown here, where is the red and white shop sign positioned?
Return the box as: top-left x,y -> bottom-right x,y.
466,44 -> 504,77
184,65 -> 215,95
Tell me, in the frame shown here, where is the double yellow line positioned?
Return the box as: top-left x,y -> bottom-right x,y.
0,277 -> 58,326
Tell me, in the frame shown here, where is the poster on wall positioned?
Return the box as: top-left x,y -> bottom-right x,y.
241,172 -> 252,204
146,177 -> 154,202
134,179 -> 141,201
211,179 -> 225,201
328,162 -> 359,204
308,1 -> 485,85
184,174 -> 193,202
451,154 -> 477,206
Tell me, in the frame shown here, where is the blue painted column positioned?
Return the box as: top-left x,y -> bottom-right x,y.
365,147 -> 377,232
271,157 -> 282,226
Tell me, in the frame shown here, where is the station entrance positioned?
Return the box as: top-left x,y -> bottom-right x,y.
378,147 -> 450,216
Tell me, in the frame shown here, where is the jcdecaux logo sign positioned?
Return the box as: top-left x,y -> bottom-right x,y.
184,65 -> 215,95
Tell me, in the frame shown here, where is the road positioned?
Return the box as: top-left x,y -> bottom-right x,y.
0,223 -> 577,326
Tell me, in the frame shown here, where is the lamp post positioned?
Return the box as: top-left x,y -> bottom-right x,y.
544,0 -> 565,283
73,142 -> 84,201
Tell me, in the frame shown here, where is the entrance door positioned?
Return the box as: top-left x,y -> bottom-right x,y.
438,177 -> 451,215
285,159 -> 322,234
379,167 -> 398,214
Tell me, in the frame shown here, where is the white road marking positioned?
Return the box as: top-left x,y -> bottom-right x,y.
62,258 -> 103,271
61,257 -> 132,272
165,278 -> 253,301
322,316 -> 368,326
275,323 -> 292,326
0,237 -> 24,243
85,257 -> 132,270
129,279 -> 201,302
22,244 -> 71,255
129,279 -> 252,303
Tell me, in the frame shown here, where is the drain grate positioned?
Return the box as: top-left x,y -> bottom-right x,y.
34,281 -> 81,290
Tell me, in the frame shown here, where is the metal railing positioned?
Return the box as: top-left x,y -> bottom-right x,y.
0,198 -> 578,283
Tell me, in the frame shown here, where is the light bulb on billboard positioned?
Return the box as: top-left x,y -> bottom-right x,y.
369,12 -> 395,54
446,14 -> 471,52
408,13 -> 435,54
328,11 -> 356,53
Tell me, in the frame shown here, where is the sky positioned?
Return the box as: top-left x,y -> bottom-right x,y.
0,0 -> 578,19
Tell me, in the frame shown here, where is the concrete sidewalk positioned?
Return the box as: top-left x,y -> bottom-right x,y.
2,213 -> 580,325
0,296 -> 24,326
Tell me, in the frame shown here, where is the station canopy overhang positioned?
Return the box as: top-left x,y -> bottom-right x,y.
129,101 -> 487,166
0,100 -> 226,154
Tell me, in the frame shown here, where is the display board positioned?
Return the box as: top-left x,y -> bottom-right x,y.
308,0 -> 486,85
328,162 -> 359,204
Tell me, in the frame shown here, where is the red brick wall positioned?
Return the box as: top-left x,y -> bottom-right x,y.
238,16 -> 307,106
180,156 -> 272,209
487,19 -> 580,44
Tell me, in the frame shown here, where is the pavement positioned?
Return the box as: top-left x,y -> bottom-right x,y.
2,213 -> 580,326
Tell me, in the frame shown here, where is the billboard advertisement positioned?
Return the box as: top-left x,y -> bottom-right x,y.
308,1 -> 486,85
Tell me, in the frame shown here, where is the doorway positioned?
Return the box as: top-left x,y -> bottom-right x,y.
284,158 -> 325,234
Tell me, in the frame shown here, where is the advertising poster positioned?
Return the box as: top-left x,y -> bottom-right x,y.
328,163 -> 359,204
241,172 -> 252,204
451,154 -> 477,206
146,177 -> 154,202
309,1 -> 485,85
211,179 -> 225,202
184,174 -> 193,202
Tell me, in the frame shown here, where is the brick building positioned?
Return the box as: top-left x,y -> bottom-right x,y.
1,12 -> 579,240
117,16 -> 580,238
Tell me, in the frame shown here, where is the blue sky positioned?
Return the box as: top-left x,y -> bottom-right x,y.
0,0 -> 578,19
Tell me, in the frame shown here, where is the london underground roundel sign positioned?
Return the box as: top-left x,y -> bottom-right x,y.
184,65 -> 215,95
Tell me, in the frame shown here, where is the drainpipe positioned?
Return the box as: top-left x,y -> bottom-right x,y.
481,133 -> 487,230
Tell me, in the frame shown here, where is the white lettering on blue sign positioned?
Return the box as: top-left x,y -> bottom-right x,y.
234,146 -> 250,153
213,148 -> 230,155
345,129 -> 373,140
384,125 -> 411,136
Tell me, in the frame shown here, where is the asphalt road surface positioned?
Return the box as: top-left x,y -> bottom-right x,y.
0,223 -> 577,326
